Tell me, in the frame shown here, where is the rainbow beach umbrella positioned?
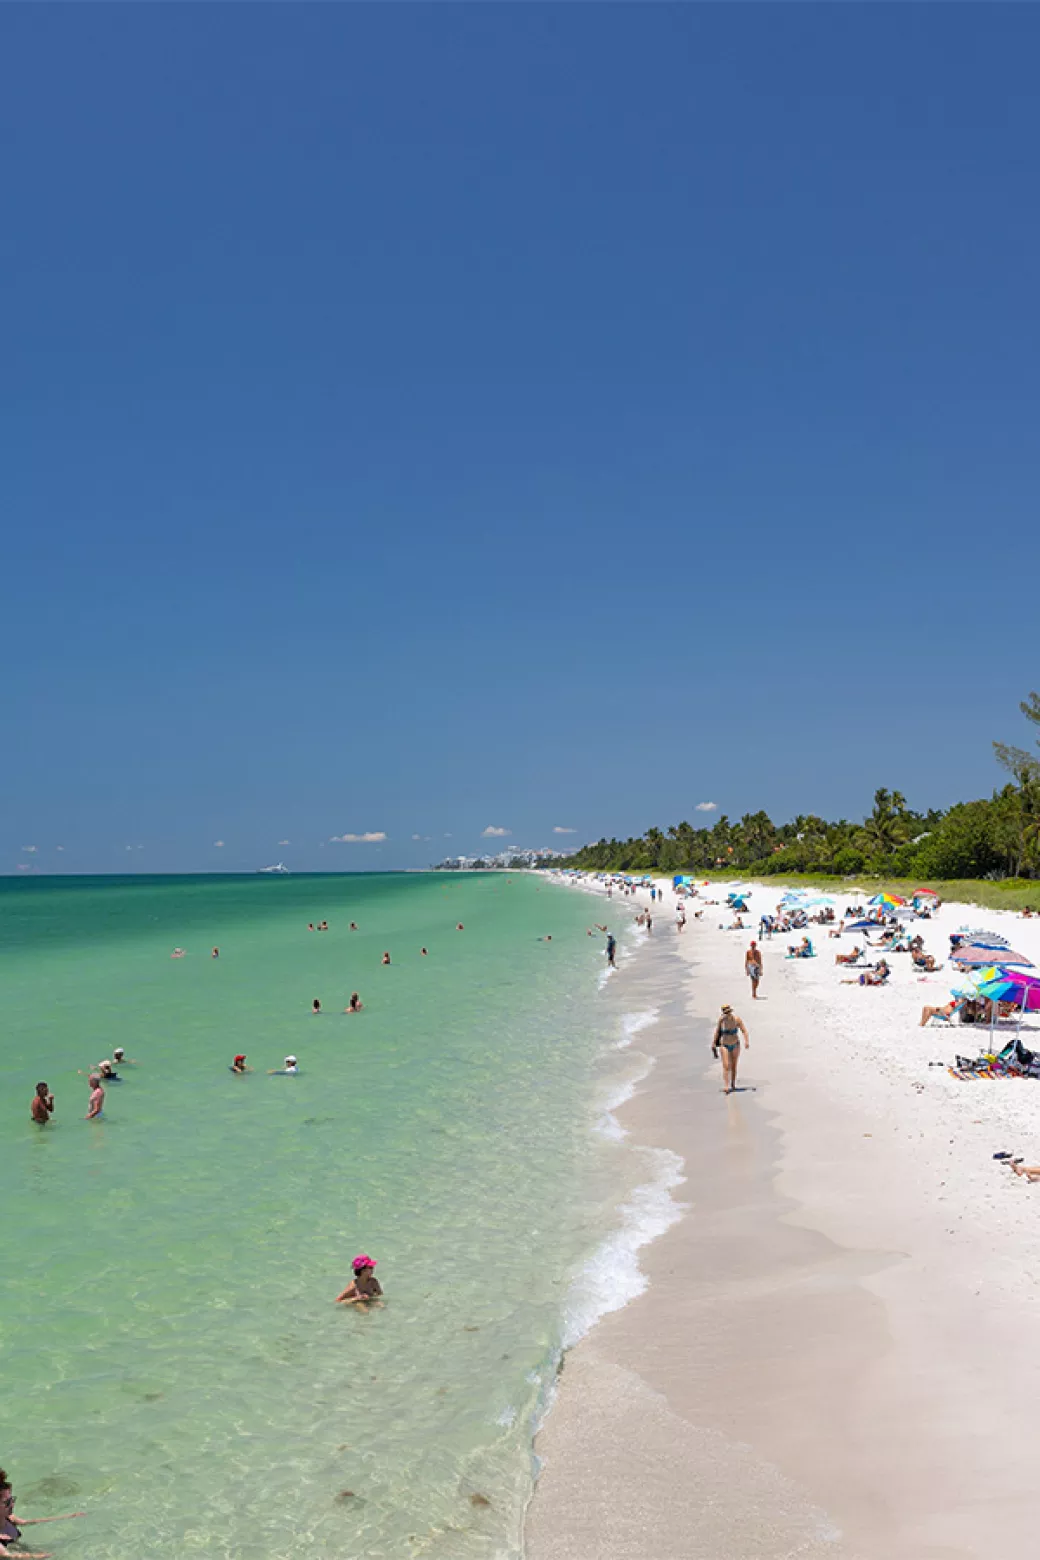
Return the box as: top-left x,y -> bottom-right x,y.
868,892 -> 906,909
975,967 -> 1040,1027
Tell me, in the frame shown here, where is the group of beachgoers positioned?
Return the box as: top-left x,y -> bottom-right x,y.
28,1047 -> 134,1128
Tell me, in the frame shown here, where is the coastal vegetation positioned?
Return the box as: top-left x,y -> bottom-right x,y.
549,693 -> 1040,899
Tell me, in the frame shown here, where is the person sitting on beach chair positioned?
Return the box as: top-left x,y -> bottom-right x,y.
787,936 -> 813,958
842,959 -> 890,986
835,945 -> 864,966
912,950 -> 941,972
920,998 -> 961,1026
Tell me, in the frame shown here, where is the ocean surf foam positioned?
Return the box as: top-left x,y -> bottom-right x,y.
560,1144 -> 686,1350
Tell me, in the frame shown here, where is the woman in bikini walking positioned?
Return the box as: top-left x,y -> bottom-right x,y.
712,1003 -> 749,1094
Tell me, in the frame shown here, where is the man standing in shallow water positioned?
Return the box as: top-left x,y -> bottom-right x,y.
85,1074 -> 105,1119
30,1082 -> 54,1124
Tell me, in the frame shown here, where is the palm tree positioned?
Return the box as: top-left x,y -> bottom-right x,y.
862,788 -> 908,855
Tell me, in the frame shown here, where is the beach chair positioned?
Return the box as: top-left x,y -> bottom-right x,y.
926,1001 -> 963,1026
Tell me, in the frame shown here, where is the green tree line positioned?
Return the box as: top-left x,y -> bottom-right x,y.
550,695 -> 1040,882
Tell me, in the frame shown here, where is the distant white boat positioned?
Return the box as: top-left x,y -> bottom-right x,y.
258,862 -> 290,875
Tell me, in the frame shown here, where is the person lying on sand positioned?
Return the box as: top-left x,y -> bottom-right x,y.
835,946 -> 863,965
912,951 -> 941,972
336,1254 -> 383,1306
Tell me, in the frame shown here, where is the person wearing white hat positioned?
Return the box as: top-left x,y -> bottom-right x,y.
268,1056 -> 300,1075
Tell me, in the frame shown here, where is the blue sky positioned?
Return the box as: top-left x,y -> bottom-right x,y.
3,7 -> 1038,873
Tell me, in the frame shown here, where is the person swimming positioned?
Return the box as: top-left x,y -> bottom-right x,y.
344,992 -> 364,1013
349,922 -> 358,931
212,946 -> 219,958
381,952 -> 391,965
312,998 -> 322,1013
335,1254 -> 383,1306
85,1075 -> 105,1119
420,947 -> 428,956
171,948 -> 186,958
230,1054 -> 252,1073
268,1055 -> 300,1076
456,923 -> 464,931
0,1472 -> 84,1558
78,1059 -> 119,1082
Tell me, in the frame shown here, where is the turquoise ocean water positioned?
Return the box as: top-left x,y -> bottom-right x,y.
0,872 -> 671,1559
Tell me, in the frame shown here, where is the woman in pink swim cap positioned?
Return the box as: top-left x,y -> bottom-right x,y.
335,1254 -> 383,1306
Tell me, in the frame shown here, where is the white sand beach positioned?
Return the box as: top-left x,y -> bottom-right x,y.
527,877 -> 1040,1559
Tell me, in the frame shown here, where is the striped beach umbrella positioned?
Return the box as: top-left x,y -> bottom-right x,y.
869,892 -> 906,909
954,945 -> 1034,968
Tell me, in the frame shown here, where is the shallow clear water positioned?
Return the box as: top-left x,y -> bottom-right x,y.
0,873 -> 657,1558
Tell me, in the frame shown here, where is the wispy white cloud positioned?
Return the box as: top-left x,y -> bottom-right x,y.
443,833 -> 452,839
214,840 -> 225,848
278,839 -> 290,846
330,832 -> 387,843
56,845 -> 64,852
482,825 -> 510,837
695,801 -> 718,813
552,826 -> 576,834
22,844 -> 37,853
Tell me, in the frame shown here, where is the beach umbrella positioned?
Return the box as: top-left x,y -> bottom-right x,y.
801,895 -> 835,907
912,888 -> 940,901
953,945 -> 1034,967
954,934 -> 1009,951
869,892 -> 906,908
975,966 -> 1040,992
975,968 -> 1040,1031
